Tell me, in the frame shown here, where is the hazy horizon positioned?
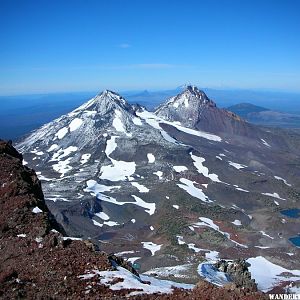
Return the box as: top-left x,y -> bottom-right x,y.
1,0 -> 300,95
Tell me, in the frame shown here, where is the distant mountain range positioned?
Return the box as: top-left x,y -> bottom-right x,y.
1,87 -> 300,140
228,103 -> 300,128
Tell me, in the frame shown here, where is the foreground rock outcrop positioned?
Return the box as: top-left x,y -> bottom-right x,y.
214,259 -> 257,291
0,140 -> 267,299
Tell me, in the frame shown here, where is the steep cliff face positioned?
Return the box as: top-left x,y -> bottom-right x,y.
0,140 -> 62,237
0,140 -> 267,299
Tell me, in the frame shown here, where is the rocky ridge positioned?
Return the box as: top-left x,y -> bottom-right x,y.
214,259 -> 257,291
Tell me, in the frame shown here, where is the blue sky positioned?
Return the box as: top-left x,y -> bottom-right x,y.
0,0 -> 299,95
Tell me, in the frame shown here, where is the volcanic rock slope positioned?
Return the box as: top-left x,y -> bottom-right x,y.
2,140 -> 270,299
17,86 -> 300,292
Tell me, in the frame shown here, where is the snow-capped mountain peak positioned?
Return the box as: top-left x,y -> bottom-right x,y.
72,89 -> 132,116
154,85 -> 216,128
154,85 -> 256,136
156,85 -> 216,113
17,90 -> 144,153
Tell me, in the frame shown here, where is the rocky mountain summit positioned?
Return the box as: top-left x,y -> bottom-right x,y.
155,85 -> 255,137
15,86 -> 300,293
0,140 -> 268,299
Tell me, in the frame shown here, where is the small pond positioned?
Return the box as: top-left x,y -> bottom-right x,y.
280,209 -> 300,219
289,236 -> 300,247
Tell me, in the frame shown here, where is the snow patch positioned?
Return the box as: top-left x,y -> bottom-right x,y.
153,171 -> 163,179
190,153 -> 221,182
261,138 -> 271,147
95,211 -> 110,221
131,195 -> 155,215
84,181 -> 155,216
32,206 -> 43,214
17,234 -> 27,238
177,178 -> 212,203
231,220 -> 242,226
100,136 -> 136,181
47,144 -> 58,152
104,221 -> 119,227
69,118 -> 83,132
112,110 -> 126,133
51,146 -> 78,161
142,242 -> 162,256
93,219 -> 103,227
260,231 -> 274,240
274,176 -> 291,186
173,166 -> 188,172
55,127 -> 68,139
147,153 -> 155,163
131,182 -> 149,193
228,161 -> 247,170
262,192 -> 286,201
52,157 -> 73,177
235,187 -> 249,193
80,153 -> 91,165
79,266 -> 193,295
127,257 -> 141,264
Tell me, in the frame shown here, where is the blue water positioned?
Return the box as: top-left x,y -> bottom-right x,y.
289,236 -> 300,247
280,209 -> 300,218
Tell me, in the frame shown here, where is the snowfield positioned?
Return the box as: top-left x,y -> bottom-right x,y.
112,110 -> 126,133
84,180 -> 155,215
79,266 -> 193,296
100,136 -> 136,181
137,109 -> 222,144
247,256 -> 300,292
